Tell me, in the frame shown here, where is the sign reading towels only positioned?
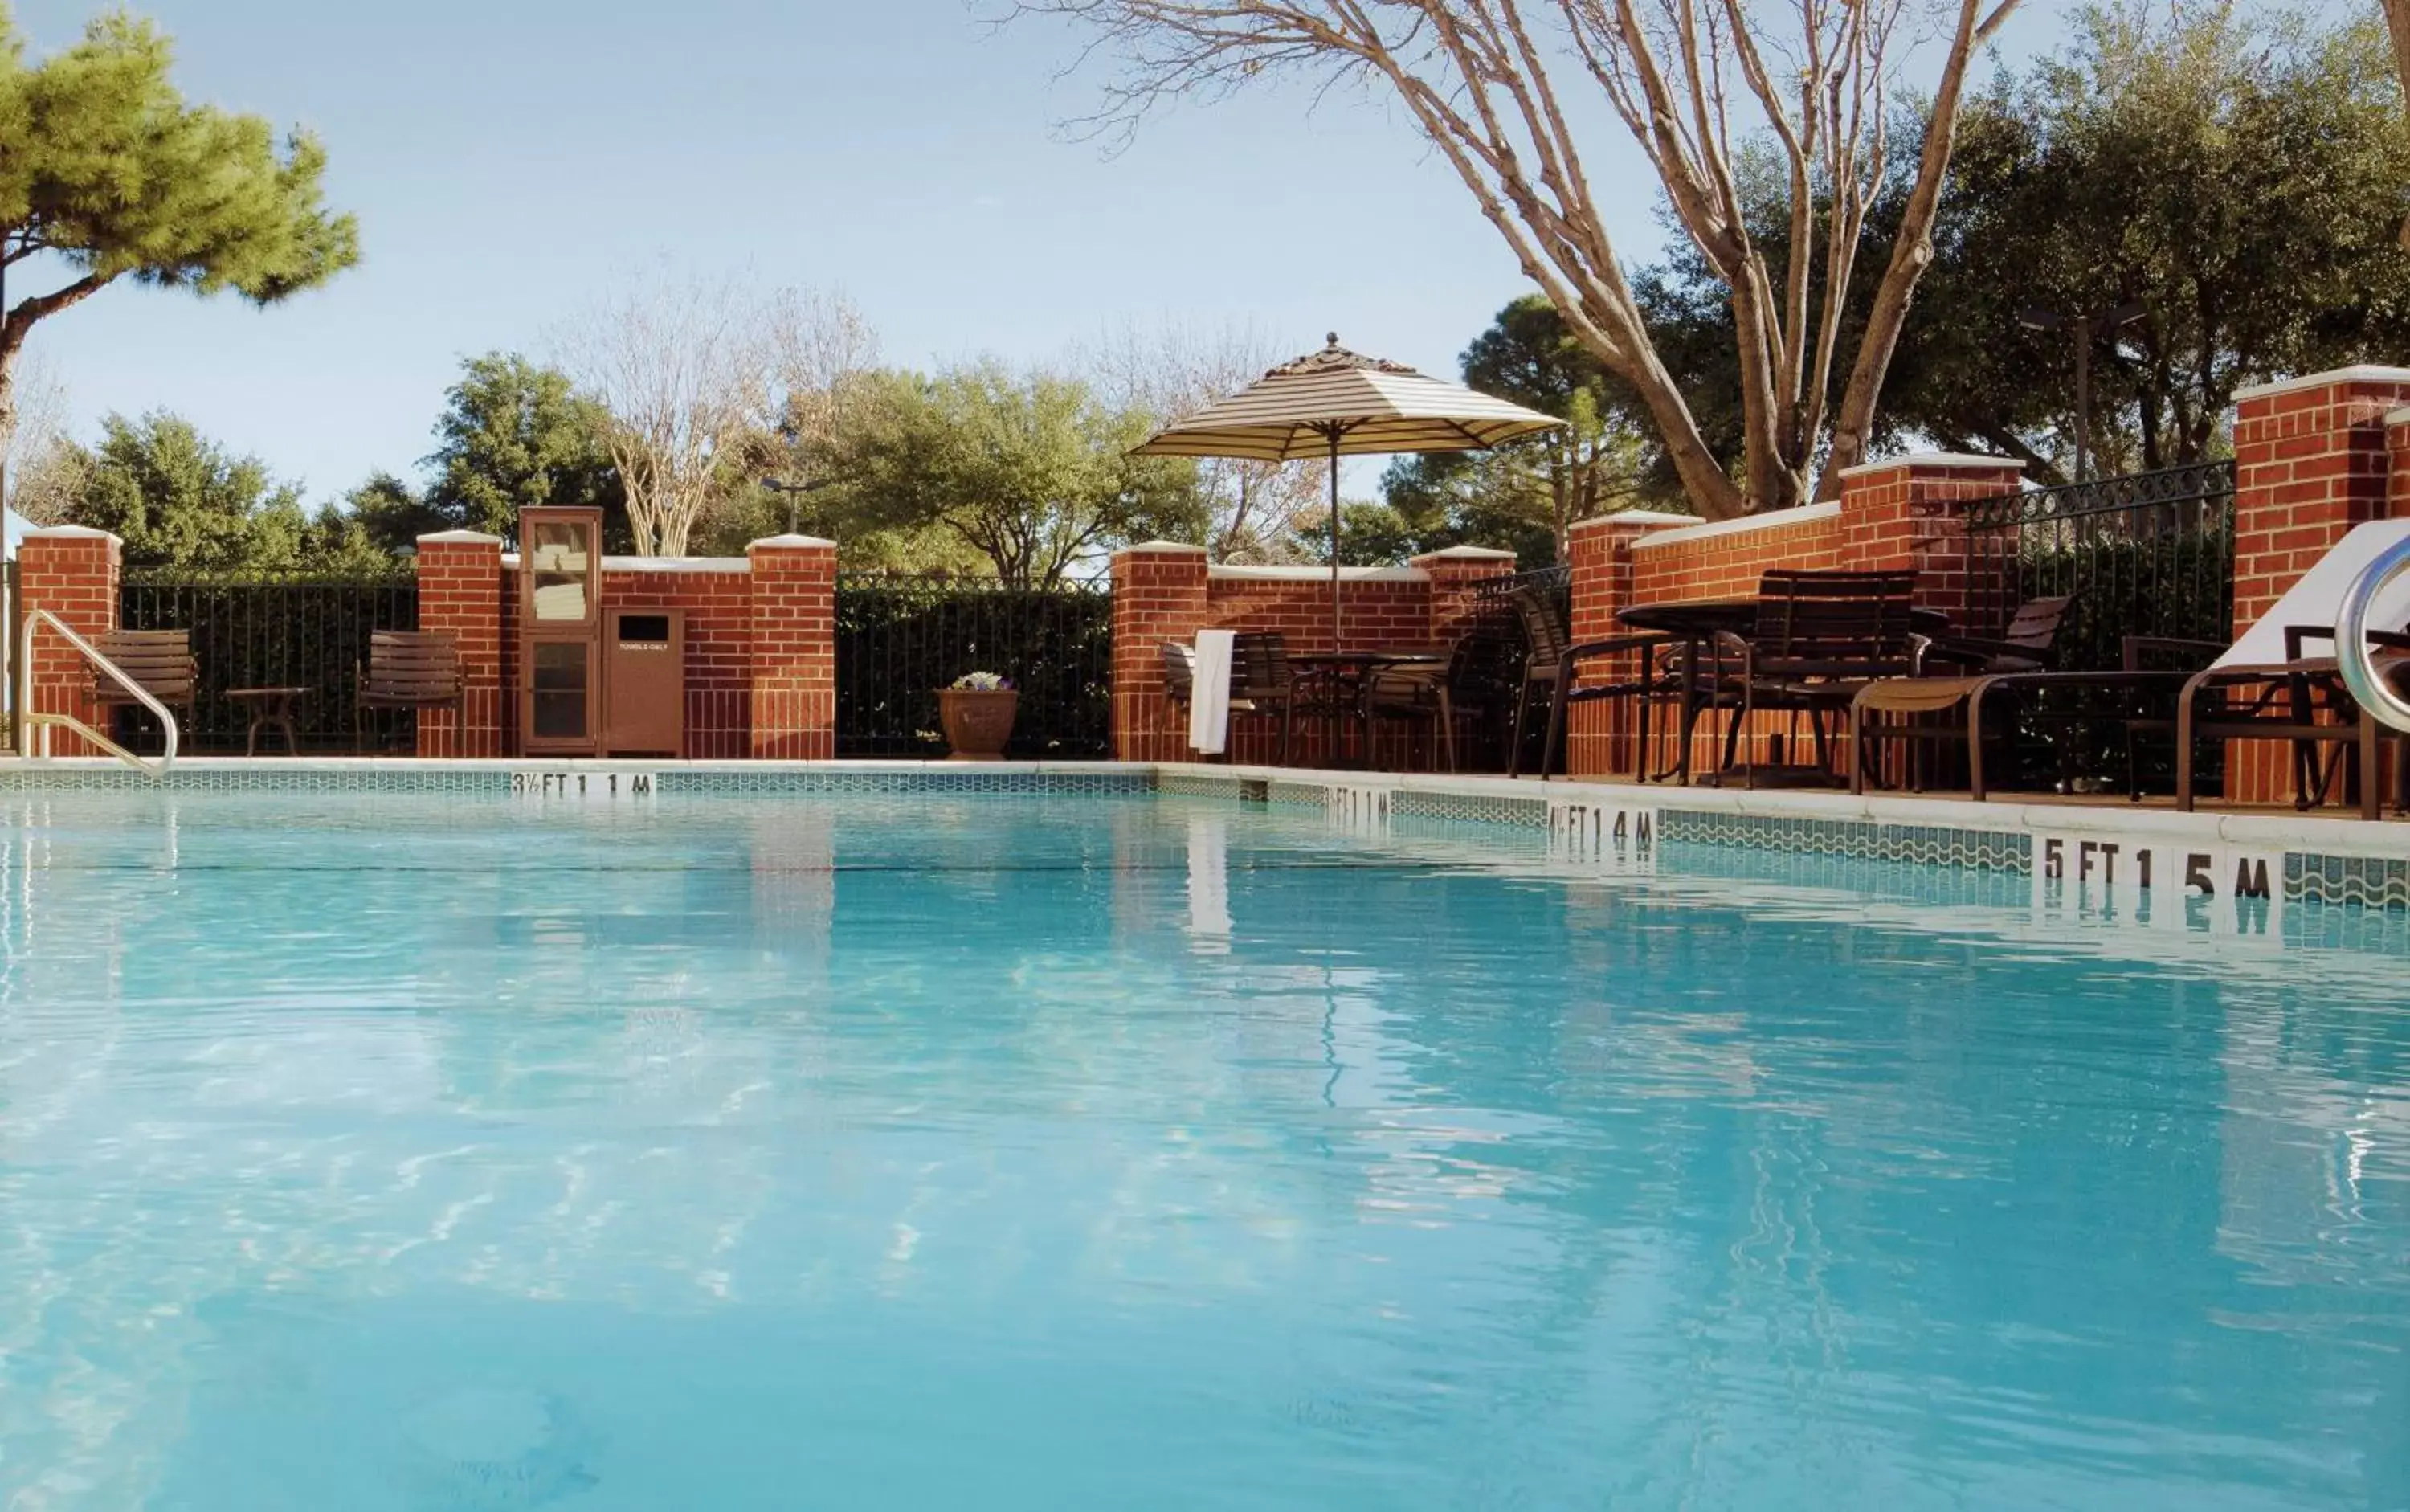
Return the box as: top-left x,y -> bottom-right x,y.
511,770 -> 659,801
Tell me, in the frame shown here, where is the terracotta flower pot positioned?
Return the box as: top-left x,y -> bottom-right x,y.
937,688 -> 1019,761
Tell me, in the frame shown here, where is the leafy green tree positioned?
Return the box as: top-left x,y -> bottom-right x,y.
0,9 -> 357,458
1298,498 -> 1452,568
1891,6 -> 2410,476
825,363 -> 1202,586
1632,5 -> 2410,484
426,353 -> 624,539
63,411 -> 321,572
343,471 -> 445,553
296,499 -> 398,575
1383,296 -> 1654,562
356,353 -> 627,552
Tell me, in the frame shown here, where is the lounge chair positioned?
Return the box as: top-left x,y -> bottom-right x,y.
2167,526 -> 2410,815
354,630 -> 464,753
1852,521 -> 2410,813
1851,595 -> 2073,791
90,629 -> 197,750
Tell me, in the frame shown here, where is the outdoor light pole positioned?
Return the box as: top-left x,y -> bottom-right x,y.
2019,300 -> 2147,483
759,476 -> 831,537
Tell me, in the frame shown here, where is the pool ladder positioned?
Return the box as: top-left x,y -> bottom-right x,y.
15,610 -> 178,778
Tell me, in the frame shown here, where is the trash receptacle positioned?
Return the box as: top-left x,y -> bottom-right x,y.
602,608 -> 684,758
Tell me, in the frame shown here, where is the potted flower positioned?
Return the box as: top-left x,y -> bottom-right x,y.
937,672 -> 1019,761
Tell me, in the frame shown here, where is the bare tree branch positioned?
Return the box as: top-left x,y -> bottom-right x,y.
1010,0 -> 2016,516
553,274 -> 868,555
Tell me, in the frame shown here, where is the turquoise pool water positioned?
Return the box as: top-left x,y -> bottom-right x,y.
0,789 -> 2404,1510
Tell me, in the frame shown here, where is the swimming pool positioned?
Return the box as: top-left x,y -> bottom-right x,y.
0,780 -> 2403,1510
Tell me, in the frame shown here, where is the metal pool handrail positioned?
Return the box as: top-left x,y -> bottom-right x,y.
2337,537 -> 2410,736
18,609 -> 178,777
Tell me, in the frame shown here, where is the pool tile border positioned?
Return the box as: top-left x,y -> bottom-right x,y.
3,756 -> 2408,909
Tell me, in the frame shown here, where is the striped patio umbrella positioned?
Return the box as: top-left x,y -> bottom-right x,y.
1134,334 -> 1562,649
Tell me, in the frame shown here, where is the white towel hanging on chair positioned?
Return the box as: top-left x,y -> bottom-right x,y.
1189,630 -> 1235,755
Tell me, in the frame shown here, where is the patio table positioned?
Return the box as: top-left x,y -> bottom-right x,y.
1287,650 -> 1442,769
227,685 -> 309,757
1614,599 -> 1952,784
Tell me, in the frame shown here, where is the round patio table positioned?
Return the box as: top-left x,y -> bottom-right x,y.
227,685 -> 309,757
1287,650 -> 1442,769
1613,599 -> 1953,783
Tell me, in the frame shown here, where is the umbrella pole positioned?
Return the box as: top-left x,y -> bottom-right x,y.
1327,430 -> 1342,654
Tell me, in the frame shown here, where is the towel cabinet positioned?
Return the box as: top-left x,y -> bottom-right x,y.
517,506 -> 603,757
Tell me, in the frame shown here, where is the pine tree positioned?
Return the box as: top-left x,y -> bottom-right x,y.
0,7 -> 357,460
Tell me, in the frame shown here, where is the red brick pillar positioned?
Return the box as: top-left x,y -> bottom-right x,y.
747,534 -> 838,760
1562,512 -> 1689,777
413,531 -> 507,757
2232,367 -> 2410,634
1838,453 -> 2024,625
1109,542 -> 1210,762
2221,367 -> 2410,803
1410,546 -> 1517,645
17,526 -> 121,757
2388,407 -> 2410,514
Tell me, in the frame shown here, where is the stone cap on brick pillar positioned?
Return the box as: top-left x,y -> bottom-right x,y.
745,534 -> 837,553
2236,365 -> 2410,404
415,529 -> 505,546
21,525 -> 120,543
1835,451 -> 2025,480
1113,541 -> 1209,558
1409,544 -> 1517,562
1567,508 -> 1695,541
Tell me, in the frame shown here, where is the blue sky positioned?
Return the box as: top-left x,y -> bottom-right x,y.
11,0 -> 2080,502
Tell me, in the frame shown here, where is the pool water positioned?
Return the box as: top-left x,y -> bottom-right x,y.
0,790 -> 2404,1510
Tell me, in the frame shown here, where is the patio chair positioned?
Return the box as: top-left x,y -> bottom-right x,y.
1535,623 -> 1683,782
1712,570 -> 1921,787
1851,595 -> 2074,792
1919,595 -> 2075,676
1164,635 -> 1294,763
1363,633 -> 1512,773
90,630 -> 198,750
354,630 -> 464,753
1504,582 -> 1623,777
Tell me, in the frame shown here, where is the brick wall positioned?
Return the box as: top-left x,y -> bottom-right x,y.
414,532 -> 508,757
600,562 -> 754,759
1563,512 -> 1692,776
1109,545 -> 1211,762
1567,458 -> 2025,779
1628,504 -> 1846,607
1413,546 -> 1518,646
404,531 -> 829,760
2226,367 -> 2410,805
17,527 -> 122,757
1109,546 -> 1513,766
746,536 -> 838,760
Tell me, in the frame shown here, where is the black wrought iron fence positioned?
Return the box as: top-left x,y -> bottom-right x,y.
119,571 -> 419,753
835,574 -> 1113,758
1470,562 -> 1571,635
1964,460 -> 2236,668
1963,461 -> 2236,791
